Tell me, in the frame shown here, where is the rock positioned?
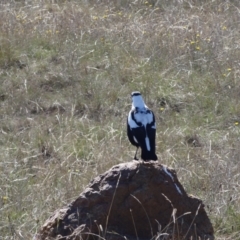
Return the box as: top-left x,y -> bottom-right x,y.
36,161 -> 214,240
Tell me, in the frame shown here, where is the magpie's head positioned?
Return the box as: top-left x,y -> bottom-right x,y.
131,91 -> 141,97
131,91 -> 145,108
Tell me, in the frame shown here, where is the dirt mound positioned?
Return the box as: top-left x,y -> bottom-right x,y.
36,161 -> 214,240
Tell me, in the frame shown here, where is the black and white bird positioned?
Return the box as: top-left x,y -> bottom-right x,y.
127,91 -> 158,161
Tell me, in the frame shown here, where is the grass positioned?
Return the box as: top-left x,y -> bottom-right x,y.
0,0 -> 240,239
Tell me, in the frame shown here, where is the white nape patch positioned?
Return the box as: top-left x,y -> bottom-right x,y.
145,136 -> 150,151
134,109 -> 154,128
174,184 -> 182,195
134,111 -> 148,127
132,95 -> 145,108
162,166 -> 174,181
133,136 -> 138,143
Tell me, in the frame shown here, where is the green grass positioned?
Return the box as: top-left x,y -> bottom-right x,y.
0,0 -> 240,239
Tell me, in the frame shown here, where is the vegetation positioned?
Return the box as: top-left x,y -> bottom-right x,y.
0,0 -> 240,239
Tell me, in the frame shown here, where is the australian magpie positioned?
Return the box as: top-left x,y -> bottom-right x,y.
127,91 -> 158,161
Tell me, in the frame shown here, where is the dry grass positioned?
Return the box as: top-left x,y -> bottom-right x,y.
0,0 -> 240,239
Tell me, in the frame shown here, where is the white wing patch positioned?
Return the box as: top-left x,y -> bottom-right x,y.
145,136 -> 150,151
133,136 -> 138,143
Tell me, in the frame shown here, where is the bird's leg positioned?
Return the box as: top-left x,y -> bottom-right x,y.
134,147 -> 139,160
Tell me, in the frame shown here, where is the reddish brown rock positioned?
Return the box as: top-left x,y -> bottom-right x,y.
36,161 -> 214,240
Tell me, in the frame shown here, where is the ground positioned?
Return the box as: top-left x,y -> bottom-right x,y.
0,0 -> 240,239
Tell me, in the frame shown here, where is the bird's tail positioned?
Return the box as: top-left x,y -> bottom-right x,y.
141,149 -> 158,161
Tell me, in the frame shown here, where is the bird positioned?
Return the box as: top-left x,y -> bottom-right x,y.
127,91 -> 158,161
